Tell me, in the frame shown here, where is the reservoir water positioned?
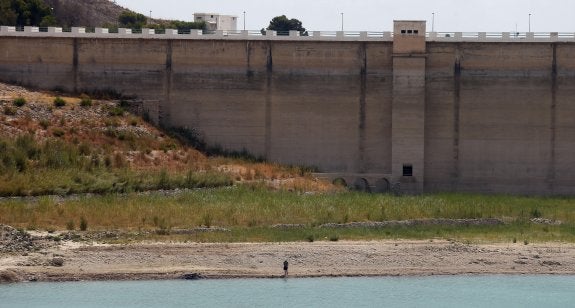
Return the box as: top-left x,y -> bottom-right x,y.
1,275 -> 574,307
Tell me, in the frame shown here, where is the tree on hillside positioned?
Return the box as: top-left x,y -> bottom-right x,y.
0,0 -> 55,26
162,20 -> 206,31
118,11 -> 147,29
44,0 -> 86,28
144,20 -> 206,32
265,15 -> 307,36
0,0 -> 18,25
43,0 -> 128,28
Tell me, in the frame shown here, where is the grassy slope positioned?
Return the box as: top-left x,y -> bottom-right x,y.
0,84 -> 326,197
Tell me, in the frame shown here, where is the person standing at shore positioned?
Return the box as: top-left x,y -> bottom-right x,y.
283,260 -> 289,277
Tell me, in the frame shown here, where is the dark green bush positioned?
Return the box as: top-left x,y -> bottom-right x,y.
53,97 -> 66,108
13,97 -> 26,107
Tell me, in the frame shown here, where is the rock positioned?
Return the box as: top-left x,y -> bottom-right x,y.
271,224 -> 307,229
319,218 -> 504,229
0,270 -> 23,284
181,273 -> 204,280
530,218 -> 562,225
0,224 -> 38,253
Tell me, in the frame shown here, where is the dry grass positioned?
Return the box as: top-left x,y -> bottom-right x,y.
2,187 -> 575,243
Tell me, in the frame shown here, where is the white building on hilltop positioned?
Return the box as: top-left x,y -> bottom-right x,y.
194,13 -> 238,31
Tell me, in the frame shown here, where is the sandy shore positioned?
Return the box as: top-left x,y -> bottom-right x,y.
2,240 -> 575,282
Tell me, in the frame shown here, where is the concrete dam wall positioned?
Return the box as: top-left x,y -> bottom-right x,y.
1,22 -> 575,195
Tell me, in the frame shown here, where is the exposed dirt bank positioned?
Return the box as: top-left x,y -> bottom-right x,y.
2,239 -> 574,283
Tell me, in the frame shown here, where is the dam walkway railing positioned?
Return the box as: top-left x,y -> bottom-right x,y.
2,26 -> 575,42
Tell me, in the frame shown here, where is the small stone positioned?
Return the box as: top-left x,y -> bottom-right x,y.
50,257 -> 64,267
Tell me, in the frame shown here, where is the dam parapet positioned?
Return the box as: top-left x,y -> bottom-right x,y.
1,25 -> 573,42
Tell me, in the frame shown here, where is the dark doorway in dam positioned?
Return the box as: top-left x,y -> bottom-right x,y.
353,178 -> 371,193
333,178 -> 348,188
373,179 -> 390,194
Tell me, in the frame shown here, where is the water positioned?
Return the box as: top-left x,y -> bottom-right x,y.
1,276 -> 574,307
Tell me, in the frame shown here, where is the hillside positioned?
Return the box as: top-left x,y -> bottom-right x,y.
0,82 -> 333,197
43,0 -> 129,27
0,0 -> 201,29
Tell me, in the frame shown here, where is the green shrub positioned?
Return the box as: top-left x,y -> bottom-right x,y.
79,94 -> 92,107
13,97 -> 26,107
329,235 -> 340,242
157,169 -> 171,189
109,106 -> 125,117
79,217 -> 88,231
530,208 -> 542,218
15,135 -> 40,159
53,97 -> 66,108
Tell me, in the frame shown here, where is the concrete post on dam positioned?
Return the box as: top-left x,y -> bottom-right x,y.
392,21 -> 427,194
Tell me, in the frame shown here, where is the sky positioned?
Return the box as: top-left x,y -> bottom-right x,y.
113,0 -> 575,33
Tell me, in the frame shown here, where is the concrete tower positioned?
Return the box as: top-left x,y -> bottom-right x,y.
391,21 -> 427,194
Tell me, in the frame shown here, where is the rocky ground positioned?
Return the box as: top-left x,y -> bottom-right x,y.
0,225 -> 42,254
1,83 -> 162,146
1,225 -> 575,283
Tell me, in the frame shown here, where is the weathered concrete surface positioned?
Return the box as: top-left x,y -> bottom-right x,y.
392,21 -> 427,194
1,30 -> 575,195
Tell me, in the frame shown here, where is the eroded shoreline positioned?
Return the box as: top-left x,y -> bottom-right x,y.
2,240 -> 575,283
